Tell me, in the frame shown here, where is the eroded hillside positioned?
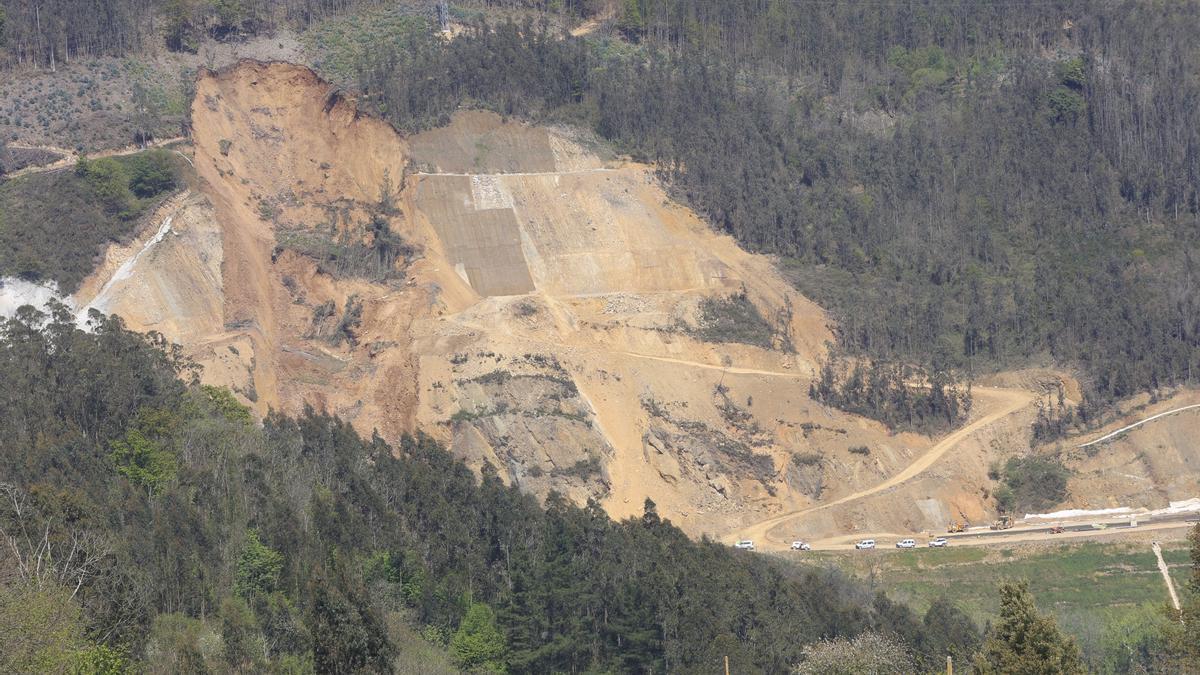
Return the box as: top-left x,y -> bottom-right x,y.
71,60 -> 1063,538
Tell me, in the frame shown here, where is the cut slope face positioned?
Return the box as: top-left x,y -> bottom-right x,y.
73,61 -> 1043,537
1058,390 -> 1200,512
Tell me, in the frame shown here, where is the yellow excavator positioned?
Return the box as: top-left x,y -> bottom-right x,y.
947,520 -> 967,533
990,515 -> 1014,531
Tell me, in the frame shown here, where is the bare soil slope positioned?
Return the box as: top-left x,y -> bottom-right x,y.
70,61 -> 1064,538
1056,390 -> 1200,512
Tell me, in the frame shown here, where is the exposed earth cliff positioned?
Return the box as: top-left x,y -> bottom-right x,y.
70,61 -> 1198,540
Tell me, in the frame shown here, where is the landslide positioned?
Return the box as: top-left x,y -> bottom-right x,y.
71,60 -> 1044,538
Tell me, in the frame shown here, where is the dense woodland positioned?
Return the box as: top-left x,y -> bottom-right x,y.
0,304 -> 1001,672
1,304 -> 1196,672
0,0 -> 404,65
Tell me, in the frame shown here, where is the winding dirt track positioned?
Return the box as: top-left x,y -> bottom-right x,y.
447,309 -> 1038,545
728,384 -> 1035,548
577,345 -> 1036,548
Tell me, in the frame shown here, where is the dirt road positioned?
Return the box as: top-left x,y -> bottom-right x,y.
727,384 -> 1035,549
5,136 -> 187,179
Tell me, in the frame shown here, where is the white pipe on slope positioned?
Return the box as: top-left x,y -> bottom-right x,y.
1077,403 -> 1200,449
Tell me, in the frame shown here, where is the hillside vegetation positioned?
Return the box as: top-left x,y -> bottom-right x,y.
342,2 -> 1199,423
0,149 -> 180,291
0,303 -> 978,672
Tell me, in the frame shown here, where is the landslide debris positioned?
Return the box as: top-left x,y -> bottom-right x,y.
75,61 -> 1015,537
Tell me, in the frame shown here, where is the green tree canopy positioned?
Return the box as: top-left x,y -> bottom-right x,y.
973,582 -> 1085,675
0,581 -> 86,674
235,530 -> 284,599
109,407 -> 184,496
451,602 -> 508,673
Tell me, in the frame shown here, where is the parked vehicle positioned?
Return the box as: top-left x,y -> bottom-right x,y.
790,541 -> 811,551
734,540 -> 755,550
1048,525 -> 1065,534
854,539 -> 876,550
928,537 -> 949,548
895,538 -> 917,549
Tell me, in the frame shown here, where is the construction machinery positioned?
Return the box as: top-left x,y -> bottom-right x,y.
947,520 -> 966,533
1049,525 -> 1065,534
990,516 -> 1014,531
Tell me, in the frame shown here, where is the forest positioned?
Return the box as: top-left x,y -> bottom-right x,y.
5,301 -> 1194,672
3,1 -> 1200,671
0,0 -> 404,66
0,303 -> 998,672
0,303 -> 1195,672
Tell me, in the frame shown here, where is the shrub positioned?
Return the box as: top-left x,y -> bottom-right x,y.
450,603 -> 507,673
332,295 -> 364,347
78,156 -> 135,217
554,456 -> 602,479
792,452 -> 822,466
795,632 -> 914,675
995,455 -> 1070,514
849,445 -> 870,455
693,289 -> 776,349
127,149 -> 178,198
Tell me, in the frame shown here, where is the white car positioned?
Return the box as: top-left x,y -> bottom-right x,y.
734,540 -> 755,551
895,539 -> 917,549
928,537 -> 949,548
790,541 -> 811,551
854,539 -> 876,550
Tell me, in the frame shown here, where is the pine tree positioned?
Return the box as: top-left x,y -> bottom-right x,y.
973,582 -> 1085,675
450,603 -> 508,673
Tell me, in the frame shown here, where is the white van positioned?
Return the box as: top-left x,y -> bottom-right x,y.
734,540 -> 755,551
854,539 -> 876,550
895,539 -> 917,549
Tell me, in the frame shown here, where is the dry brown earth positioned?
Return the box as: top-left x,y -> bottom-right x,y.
71,60 -> 1198,540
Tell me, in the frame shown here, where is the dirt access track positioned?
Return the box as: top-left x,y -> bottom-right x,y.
727,384 -> 1035,550
740,388 -> 1200,552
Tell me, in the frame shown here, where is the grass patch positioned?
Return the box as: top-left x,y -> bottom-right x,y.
796,540 -> 1191,639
